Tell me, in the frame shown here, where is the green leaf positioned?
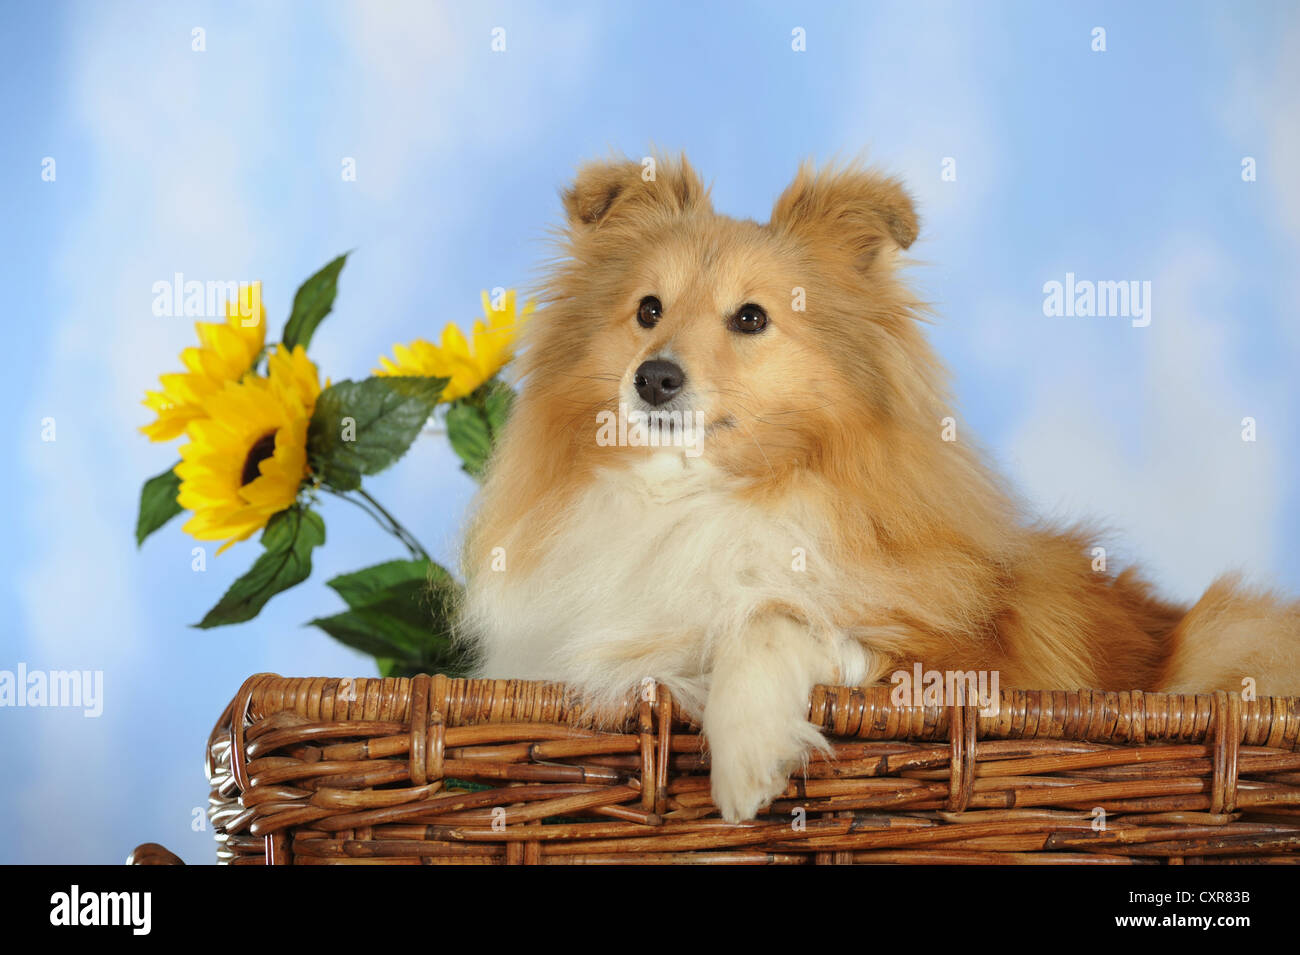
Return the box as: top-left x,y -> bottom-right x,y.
281,253 -> 349,352
446,381 -> 514,480
326,558 -> 453,609
307,376 -> 447,490
310,606 -> 430,658
446,401 -> 493,478
309,594 -> 467,674
483,381 -> 514,433
311,559 -> 470,676
136,464 -> 183,546
195,508 -> 326,629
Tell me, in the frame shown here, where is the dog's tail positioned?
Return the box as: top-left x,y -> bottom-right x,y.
1157,573 -> 1300,697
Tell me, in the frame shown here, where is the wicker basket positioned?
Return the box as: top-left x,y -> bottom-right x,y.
151,673 -> 1300,864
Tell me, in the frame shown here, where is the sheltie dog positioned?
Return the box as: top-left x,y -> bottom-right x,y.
457,154 -> 1300,821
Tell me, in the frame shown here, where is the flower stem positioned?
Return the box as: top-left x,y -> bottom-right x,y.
323,486 -> 431,561
356,487 -> 431,560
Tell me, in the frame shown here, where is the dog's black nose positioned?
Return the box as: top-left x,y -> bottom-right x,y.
633,359 -> 685,406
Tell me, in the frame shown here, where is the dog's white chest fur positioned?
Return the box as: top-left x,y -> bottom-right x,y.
464,454 -> 855,713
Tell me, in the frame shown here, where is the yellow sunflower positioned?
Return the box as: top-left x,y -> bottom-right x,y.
175,344 -> 322,553
141,283 -> 267,441
374,289 -> 533,402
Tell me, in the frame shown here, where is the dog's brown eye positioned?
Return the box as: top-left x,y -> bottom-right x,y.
637,296 -> 662,328
729,303 -> 768,334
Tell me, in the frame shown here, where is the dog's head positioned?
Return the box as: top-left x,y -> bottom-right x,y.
516,153 -> 936,478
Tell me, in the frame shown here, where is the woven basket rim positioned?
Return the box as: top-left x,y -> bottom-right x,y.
187,673 -> 1300,865
212,673 -> 1300,762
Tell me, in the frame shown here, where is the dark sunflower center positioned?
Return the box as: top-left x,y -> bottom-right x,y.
241,431 -> 278,486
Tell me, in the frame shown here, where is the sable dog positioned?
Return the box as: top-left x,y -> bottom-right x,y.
458,155 -> 1300,821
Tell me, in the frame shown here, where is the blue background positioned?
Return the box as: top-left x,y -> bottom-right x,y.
2,0 -> 1297,863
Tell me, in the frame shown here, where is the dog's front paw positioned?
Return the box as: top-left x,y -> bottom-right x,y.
705,717 -> 828,823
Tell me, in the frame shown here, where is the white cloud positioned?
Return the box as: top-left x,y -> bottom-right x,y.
1006,239 -> 1282,602
1214,13 -> 1300,357
13,0 -> 604,861
324,1 -> 463,203
15,4 -> 316,863
322,1 -> 599,202
842,4 -> 1002,231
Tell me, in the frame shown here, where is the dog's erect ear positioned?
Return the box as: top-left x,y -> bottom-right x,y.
770,162 -> 918,269
562,155 -> 709,229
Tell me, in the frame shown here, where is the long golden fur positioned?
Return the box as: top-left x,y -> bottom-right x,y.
458,154 -> 1300,820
